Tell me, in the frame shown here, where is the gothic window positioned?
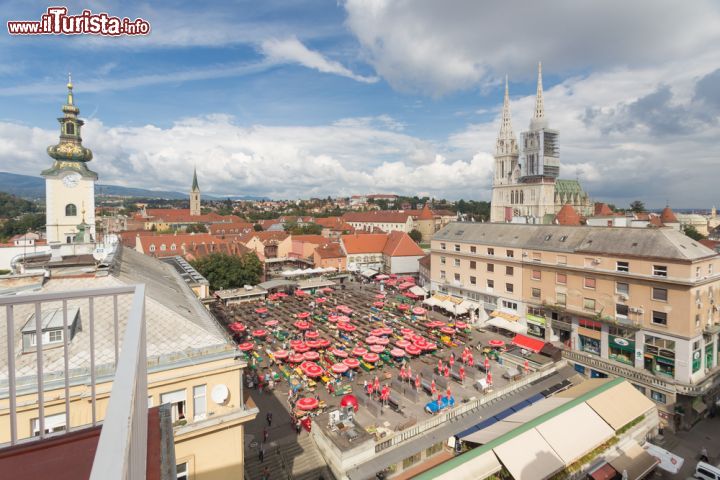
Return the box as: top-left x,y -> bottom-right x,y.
65,204 -> 77,216
65,122 -> 75,135
520,191 -> 524,204
511,191 -> 515,204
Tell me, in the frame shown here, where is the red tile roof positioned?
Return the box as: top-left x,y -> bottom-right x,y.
418,204 -> 434,220
208,222 -> 254,235
292,235 -> 327,244
315,242 -> 345,259
382,231 -> 425,257
593,203 -> 614,216
661,206 -> 679,223
239,231 -> 290,245
419,253 -> 431,268
340,232 -> 424,257
554,204 -> 582,226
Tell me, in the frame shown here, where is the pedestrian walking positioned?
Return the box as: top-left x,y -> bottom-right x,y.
261,466 -> 270,480
259,443 -> 265,463
263,427 -> 269,442
266,411 -> 273,427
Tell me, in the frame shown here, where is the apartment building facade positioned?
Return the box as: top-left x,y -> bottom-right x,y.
431,222 -> 720,430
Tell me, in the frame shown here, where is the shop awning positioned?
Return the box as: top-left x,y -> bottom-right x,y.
490,309 -> 520,322
461,421 -> 519,444
608,441 -> 659,480
433,451 -> 502,480
512,334 -> 545,353
589,463 -> 619,480
360,268 -> 378,278
423,297 -> 440,307
534,403 -> 615,464
585,381 -> 656,431
485,316 -> 527,334
409,285 -> 427,297
492,428 -> 564,480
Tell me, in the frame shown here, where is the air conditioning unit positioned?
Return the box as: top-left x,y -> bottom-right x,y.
629,307 -> 644,314
618,294 -> 629,301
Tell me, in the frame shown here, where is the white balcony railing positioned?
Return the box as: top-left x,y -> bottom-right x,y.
0,285 -> 148,480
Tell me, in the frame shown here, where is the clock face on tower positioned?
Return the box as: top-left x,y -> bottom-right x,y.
62,172 -> 81,188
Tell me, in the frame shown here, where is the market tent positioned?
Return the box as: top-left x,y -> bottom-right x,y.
360,268 -> 378,278
423,297 -> 440,307
608,441 -> 659,480
485,316 -> 528,334
534,403 -> 615,465
585,381 -> 656,431
433,450 -> 502,480
461,421 -> 519,444
503,397 -> 571,423
492,428 -> 564,480
512,334 -> 545,353
409,285 -> 428,297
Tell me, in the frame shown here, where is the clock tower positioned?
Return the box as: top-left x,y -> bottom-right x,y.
42,75 -> 98,244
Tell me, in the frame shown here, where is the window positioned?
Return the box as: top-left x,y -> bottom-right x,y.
31,412 -> 66,436
652,288 -> 668,301
556,273 -> 567,285
506,250 -> 514,258
696,266 -> 701,278
171,244 -> 177,251
556,292 -> 566,306
403,453 -> 421,470
632,384 -> 646,395
440,270 -> 446,280
161,389 -> 187,423
506,283 -> 514,293
470,261 -> 476,270
470,246 -> 476,254
616,304 -> 629,317
440,256 -> 446,265
426,442 -> 444,457
440,243 -> 446,250
557,255 -> 567,265
532,288 -> 541,298
454,259 -> 460,267
487,248 -> 494,255
470,276 -> 477,285
650,390 -> 667,404
29,329 -> 64,347
454,273 -> 460,281
616,261 -> 629,273
506,266 -> 514,276
454,244 -> 460,252
487,279 -> 494,289
652,311 -> 667,326
149,245 -> 156,252
653,265 -> 667,277
502,300 -> 518,310
584,277 -> 596,289
532,269 -> 541,280
583,298 -> 596,311
193,385 -> 207,421
160,244 -> 167,251
65,122 -> 75,135
487,263 -> 494,273
65,203 -> 77,216
616,282 -> 629,295
177,462 -> 188,480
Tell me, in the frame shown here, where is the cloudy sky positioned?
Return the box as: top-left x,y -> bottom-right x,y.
1,0 -> 719,207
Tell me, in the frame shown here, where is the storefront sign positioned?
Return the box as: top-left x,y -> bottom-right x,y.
526,314 -> 546,326
609,335 -> 635,352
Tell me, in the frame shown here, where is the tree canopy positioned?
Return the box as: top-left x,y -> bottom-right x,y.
682,225 -> 706,241
185,223 -> 208,233
0,213 -> 45,240
190,252 -> 263,291
408,229 -> 423,243
629,200 -> 645,213
285,222 -> 323,235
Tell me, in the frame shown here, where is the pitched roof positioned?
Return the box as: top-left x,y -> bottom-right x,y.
240,230 -> 290,245
382,231 -> 425,257
661,206 -> 679,223
434,222 -> 717,261
138,233 -> 228,258
343,211 -> 413,224
315,242 -> 345,259
208,222 -> 253,235
419,253 -> 431,268
554,204 -> 582,226
292,235 -> 327,244
418,204 -> 434,220
594,203 -> 614,216
341,233 -> 389,254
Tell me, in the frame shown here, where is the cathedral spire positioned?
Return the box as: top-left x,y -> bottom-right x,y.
191,167 -> 200,192
530,61 -> 548,130
496,75 -> 518,156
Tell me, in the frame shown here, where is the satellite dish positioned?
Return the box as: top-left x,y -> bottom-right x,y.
211,384 -> 229,404
92,247 -> 108,262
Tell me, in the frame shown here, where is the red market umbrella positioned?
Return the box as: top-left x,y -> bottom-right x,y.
380,327 -> 393,336
340,394 -> 359,412
316,297 -> 327,304
297,311 -> 311,319
288,353 -> 304,363
264,319 -> 279,327
341,324 -> 357,332
363,352 -> 380,363
293,343 -> 310,353
273,349 -> 289,360
276,292 -> 288,298
289,339 -> 304,348
489,339 -> 505,348
343,357 -> 360,369
255,307 -> 268,314
412,307 -> 427,315
305,330 -> 320,339
337,315 -> 351,323
252,329 -> 268,337
317,339 -> 331,349
405,344 -> 421,355
297,397 -> 320,411
456,321 -> 468,329
229,322 -> 246,332
328,314 -> 339,323
375,337 -> 390,346
375,293 -> 386,299
332,363 -> 349,374
303,351 -> 320,361
373,301 -> 385,308
352,347 -> 368,356
397,304 -> 410,311
321,287 -> 333,293
369,344 -> 385,353
306,340 -> 321,349
390,348 -> 406,357
370,328 -> 384,336
294,320 -> 311,330
366,336 -> 379,344
301,361 -> 323,377
332,347 -> 348,358
237,342 -> 254,352
396,339 -> 411,348
425,342 -> 438,351
400,327 -> 414,336
440,326 -> 456,335
295,289 -> 307,296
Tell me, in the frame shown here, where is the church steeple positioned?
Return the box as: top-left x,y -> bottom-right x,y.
43,75 -> 97,179
191,167 -> 200,193
496,75 -> 518,156
530,62 -> 548,130
190,168 -> 201,216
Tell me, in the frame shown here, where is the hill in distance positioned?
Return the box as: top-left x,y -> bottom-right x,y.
0,172 -> 266,201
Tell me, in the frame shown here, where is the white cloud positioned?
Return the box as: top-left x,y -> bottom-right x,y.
260,36 -> 378,83
343,0 -> 720,96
